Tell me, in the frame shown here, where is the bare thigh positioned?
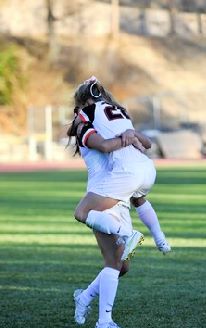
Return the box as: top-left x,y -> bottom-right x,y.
75,192 -> 119,222
75,193 -> 129,274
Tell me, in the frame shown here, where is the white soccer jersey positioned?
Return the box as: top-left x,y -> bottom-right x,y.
80,146 -> 110,192
79,101 -> 133,139
76,122 -> 111,192
79,101 -> 150,172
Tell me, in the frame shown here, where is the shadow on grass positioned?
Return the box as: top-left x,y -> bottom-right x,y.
0,246 -> 206,328
0,168 -> 206,184
0,171 -> 87,182
156,168 -> 206,185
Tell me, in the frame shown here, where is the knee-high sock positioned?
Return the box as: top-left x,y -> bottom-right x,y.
86,209 -> 130,236
80,271 -> 101,306
135,200 -> 164,245
98,267 -> 120,324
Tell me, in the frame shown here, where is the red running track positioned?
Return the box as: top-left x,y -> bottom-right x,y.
0,159 -> 205,172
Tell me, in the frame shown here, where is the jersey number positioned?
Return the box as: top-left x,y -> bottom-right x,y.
104,105 -> 130,121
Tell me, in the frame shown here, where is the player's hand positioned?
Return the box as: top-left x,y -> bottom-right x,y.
120,129 -> 136,147
133,138 -> 146,153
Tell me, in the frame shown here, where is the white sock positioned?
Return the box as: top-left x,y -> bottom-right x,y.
135,200 -> 164,245
80,271 -> 101,306
99,267 -> 120,324
86,209 -> 130,236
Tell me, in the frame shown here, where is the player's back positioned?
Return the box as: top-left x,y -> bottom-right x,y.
79,101 -> 150,172
79,101 -> 133,139
93,101 -> 134,139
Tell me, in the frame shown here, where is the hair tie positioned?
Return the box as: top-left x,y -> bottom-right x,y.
90,82 -> 101,98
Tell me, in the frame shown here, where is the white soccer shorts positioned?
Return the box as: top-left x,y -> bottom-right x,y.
103,202 -> 133,237
88,158 -> 156,202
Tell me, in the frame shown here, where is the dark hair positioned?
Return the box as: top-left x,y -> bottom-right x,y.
67,79 -> 128,155
66,106 -> 80,155
74,80 -> 124,110
74,81 -> 101,107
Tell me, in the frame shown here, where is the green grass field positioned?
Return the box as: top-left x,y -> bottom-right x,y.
0,167 -> 206,328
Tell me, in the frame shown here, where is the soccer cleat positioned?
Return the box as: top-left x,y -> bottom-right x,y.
157,240 -> 171,255
155,233 -> 171,255
73,289 -> 91,325
95,321 -> 122,328
121,230 -> 144,261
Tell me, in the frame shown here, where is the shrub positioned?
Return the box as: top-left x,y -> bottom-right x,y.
0,46 -> 24,105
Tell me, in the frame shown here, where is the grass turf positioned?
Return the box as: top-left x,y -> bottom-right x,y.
0,167 -> 206,328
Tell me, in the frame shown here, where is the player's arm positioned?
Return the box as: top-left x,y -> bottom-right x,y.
121,129 -> 151,152
77,122 -> 134,153
78,104 -> 151,149
87,133 -> 123,153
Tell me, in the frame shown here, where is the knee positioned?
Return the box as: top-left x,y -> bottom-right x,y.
119,262 -> 129,277
131,196 -> 146,208
74,206 -> 87,223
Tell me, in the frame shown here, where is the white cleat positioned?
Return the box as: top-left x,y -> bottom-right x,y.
73,289 -> 91,325
157,240 -> 171,255
156,233 -> 171,255
95,321 -> 122,328
121,230 -> 144,261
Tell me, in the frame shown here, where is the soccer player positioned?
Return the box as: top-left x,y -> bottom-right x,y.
68,78 -> 170,328
69,113 -> 143,328
74,76 -> 170,255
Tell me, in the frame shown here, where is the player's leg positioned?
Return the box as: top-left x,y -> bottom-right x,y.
75,192 -> 139,239
75,192 -> 144,260
75,192 -> 118,222
131,196 -> 171,254
74,232 -> 127,326
75,192 -> 127,235
95,233 -> 128,328
95,232 -> 125,271
75,170 -> 145,236
95,231 -> 131,277
75,193 -> 144,261
131,159 -> 171,254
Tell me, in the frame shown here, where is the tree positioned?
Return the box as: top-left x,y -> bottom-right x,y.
168,0 -> 177,35
45,0 -> 59,64
0,46 -> 24,106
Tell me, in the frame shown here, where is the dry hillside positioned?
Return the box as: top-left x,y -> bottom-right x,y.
1,32 -> 206,134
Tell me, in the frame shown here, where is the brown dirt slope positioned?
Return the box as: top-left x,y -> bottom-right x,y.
1,33 -> 206,134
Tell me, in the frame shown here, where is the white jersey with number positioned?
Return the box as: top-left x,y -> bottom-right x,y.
79,101 -> 150,172
79,101 -> 133,138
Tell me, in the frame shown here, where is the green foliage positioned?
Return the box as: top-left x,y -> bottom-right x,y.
0,168 -> 206,327
0,46 -> 24,105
